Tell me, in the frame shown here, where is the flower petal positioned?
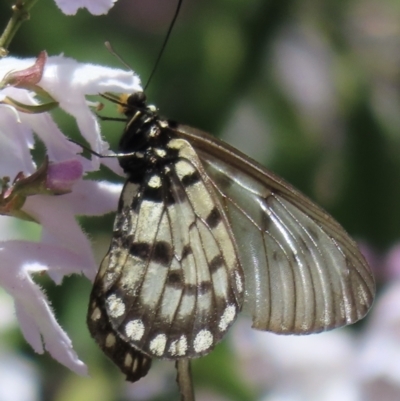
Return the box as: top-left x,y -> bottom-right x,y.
62,179 -> 122,215
39,55 -> 141,169
0,240 -> 89,375
23,195 -> 98,281
46,159 -> 84,193
0,106 -> 35,177
54,0 -> 117,15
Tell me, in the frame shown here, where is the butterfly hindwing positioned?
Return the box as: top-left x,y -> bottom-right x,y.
87,278 -> 152,382
177,125 -> 375,334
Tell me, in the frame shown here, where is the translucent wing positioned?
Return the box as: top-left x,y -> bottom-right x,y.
177,125 -> 375,334
88,139 -> 243,361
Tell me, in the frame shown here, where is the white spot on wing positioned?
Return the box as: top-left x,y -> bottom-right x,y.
125,319 -> 145,341
167,138 -> 185,150
106,294 -> 125,318
193,329 -> 213,353
124,353 -> 133,368
135,200 -> 163,243
149,334 -> 167,356
121,182 -> 140,208
105,333 -> 116,348
175,159 -> 196,177
155,148 -> 167,158
148,174 -> 162,188
91,307 -> 101,321
169,335 -> 188,356
218,304 -> 236,331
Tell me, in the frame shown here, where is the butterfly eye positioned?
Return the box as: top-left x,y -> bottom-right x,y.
126,91 -> 147,109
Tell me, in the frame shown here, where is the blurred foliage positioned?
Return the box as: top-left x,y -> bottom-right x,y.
1,0 -> 400,400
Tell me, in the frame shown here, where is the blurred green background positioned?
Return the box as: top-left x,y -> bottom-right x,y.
1,0 -> 400,400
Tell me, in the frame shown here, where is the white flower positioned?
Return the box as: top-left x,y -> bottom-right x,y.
54,0 -> 117,16
0,53 -> 141,375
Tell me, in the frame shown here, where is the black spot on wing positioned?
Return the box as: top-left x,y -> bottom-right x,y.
130,242 -> 151,259
152,241 -> 173,267
184,281 -> 211,295
167,270 -> 183,288
209,255 -> 224,273
142,184 -> 163,202
181,171 -> 201,187
181,245 -> 193,260
198,281 -> 212,294
205,207 -> 222,229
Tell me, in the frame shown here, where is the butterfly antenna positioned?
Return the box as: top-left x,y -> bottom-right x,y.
104,41 -> 133,71
144,0 -> 183,91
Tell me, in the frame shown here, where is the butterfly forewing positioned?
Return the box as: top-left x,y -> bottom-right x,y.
88,134 -> 244,362
177,125 -> 374,334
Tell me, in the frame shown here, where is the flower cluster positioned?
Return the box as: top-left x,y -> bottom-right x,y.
0,51 -> 141,375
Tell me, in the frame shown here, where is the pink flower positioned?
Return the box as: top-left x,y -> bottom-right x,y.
0,53 -> 141,375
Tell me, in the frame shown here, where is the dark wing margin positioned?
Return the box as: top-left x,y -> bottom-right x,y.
177,124 -> 375,334
88,279 -> 152,382
87,181 -> 152,382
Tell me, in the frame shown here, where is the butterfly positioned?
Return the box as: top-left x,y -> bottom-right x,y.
86,90 -> 375,382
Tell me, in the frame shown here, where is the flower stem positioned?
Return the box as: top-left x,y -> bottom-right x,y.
176,359 -> 195,401
0,0 -> 40,57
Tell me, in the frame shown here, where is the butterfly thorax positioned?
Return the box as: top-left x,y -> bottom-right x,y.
117,92 -> 178,183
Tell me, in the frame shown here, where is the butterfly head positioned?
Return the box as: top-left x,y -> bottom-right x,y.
117,91 -> 157,119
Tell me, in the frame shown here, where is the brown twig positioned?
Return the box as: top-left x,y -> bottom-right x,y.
176,359 -> 195,401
